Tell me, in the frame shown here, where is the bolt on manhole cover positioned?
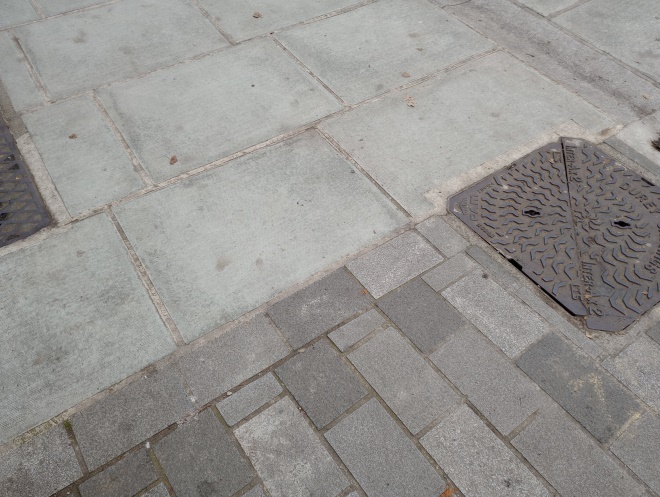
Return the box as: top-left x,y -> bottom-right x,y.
449,138 -> 660,332
0,118 -> 50,248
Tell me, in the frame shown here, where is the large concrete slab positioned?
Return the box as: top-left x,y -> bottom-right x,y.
197,0 -> 362,42
35,0 -> 114,16
555,0 -> 660,81
0,214 -> 175,444
276,0 -> 494,103
320,52 -> 614,217
114,131 -> 405,342
0,0 -> 38,29
98,39 -> 341,182
0,32 -> 44,112
14,0 -> 228,99
23,96 -> 145,216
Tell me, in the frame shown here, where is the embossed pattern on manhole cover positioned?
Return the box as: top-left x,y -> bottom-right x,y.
449,138 -> 660,332
0,118 -> 50,248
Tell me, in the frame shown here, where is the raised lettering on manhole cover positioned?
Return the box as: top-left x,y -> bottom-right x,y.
0,119 -> 50,248
449,138 -> 660,332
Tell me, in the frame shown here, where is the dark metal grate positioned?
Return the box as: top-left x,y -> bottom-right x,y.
449,138 -> 660,332
0,118 -> 50,248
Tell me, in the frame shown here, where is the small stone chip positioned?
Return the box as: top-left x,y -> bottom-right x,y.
169,155 -> 178,165
401,72 -> 411,78
68,133 -> 77,139
253,11 -> 262,18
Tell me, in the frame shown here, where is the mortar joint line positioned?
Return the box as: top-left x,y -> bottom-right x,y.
9,31 -> 51,103
28,0 -> 45,18
186,0 -> 236,45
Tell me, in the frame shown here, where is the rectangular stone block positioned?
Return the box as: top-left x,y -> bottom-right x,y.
377,278 -> 465,353
422,253 -> 477,292
442,272 -> 549,357
329,309 -> 385,352
217,373 -> 283,426
72,366 -> 194,469
512,406 -> 646,497
142,483 -> 169,497
416,216 -> 469,258
15,0 -> 228,99
268,267 -> 372,349
178,315 -> 290,406
430,329 -> 546,435
0,0 -> 38,29
0,425 -> 81,497
349,328 -> 460,434
516,333 -> 643,442
276,341 -> 367,428
465,246 -> 522,291
347,231 -> 443,299
79,449 -> 156,497
235,398 -> 348,497
421,405 -> 549,497
0,32 -> 44,112
325,399 -> 445,497
0,214 -> 175,445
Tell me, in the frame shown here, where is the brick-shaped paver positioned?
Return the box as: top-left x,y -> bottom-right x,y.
421,405 -> 549,497
603,336 -> 660,412
512,406 -> 646,497
325,399 -> 445,497
268,268 -> 371,349
649,323 -> 660,346
0,32 -> 44,112
611,412 -> 660,494
234,398 -> 348,497
377,278 -> 465,353
154,410 -> 253,497
347,232 -> 443,299
72,366 -> 194,469
276,341 -> 367,428
217,373 -> 283,426
0,425 -> 81,497
517,0 -> 578,16
416,216 -> 469,258
79,449 -> 156,497
431,329 -> 546,435
422,253 -> 477,292
329,309 -> 386,352
349,328 -> 460,434
178,314 -> 290,406
442,272 -> 549,357
517,333 -> 643,442
142,483 -> 169,497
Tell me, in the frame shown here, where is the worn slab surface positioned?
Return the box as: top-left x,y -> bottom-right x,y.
78,449 -> 156,497
0,0 -> 38,29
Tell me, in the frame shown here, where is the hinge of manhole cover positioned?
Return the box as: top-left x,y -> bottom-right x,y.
0,118 -> 50,248
449,138 -> 660,332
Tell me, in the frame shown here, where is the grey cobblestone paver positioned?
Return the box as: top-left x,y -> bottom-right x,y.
79,449 -> 156,497
421,405 -> 549,497
276,341 -> 367,429
464,246 -> 522,291
268,267 -> 371,349
512,405 -> 646,497
349,328 -> 460,434
242,486 -> 267,497
217,373 -> 283,427
416,216 -> 470,258
422,253 -> 477,292
377,278 -> 466,353
325,399 -> 446,497
154,409 -> 253,497
235,397 -> 348,497
329,309 -> 386,352
517,333 -> 644,442
431,328 -> 546,435
71,366 -> 194,469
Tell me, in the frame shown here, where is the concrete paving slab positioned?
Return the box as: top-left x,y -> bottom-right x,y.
217,373 -> 283,426
276,0 -> 494,104
197,0 -> 362,42
554,0 -> 660,81
611,111 -> 660,170
422,253 -> 477,292
0,0 -> 39,29
14,0 -> 228,99
23,96 -> 145,216
34,0 -> 115,16
99,40 -> 341,182
0,214 -> 175,445
0,425 -> 81,497
329,309 -> 385,352
115,132 -> 403,341
518,0 -> 578,16
78,449 -> 156,497
421,405 -> 549,497
416,216 -> 469,258
320,51 -> 614,217
325,398 -> 446,497
0,32 -> 44,112
234,397 -> 348,497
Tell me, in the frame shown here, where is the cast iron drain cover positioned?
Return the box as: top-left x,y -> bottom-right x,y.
449,138 -> 660,332
0,118 -> 50,248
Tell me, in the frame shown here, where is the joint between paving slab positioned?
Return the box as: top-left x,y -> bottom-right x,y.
63,420 -> 89,476
146,446 -> 179,497
27,0 -> 45,19
545,0 -> 594,19
9,31 -> 51,103
186,0 -> 236,45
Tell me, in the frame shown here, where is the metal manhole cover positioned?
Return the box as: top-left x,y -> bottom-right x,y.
0,118 -> 50,248
449,138 -> 660,332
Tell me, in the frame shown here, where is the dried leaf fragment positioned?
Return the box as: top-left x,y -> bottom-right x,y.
253,11 -> 262,18
401,72 -> 410,78
170,155 -> 178,165
405,95 -> 415,107
68,133 -> 77,139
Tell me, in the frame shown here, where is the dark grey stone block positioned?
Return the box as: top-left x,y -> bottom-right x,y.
79,449 -> 157,497
217,373 -> 283,426
71,366 -> 194,469
154,410 -> 253,497
516,333 -> 643,442
377,278 -> 465,353
142,483 -> 170,497
648,323 -> 660,346
276,341 -> 367,428
416,216 -> 469,257
268,268 -> 371,349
